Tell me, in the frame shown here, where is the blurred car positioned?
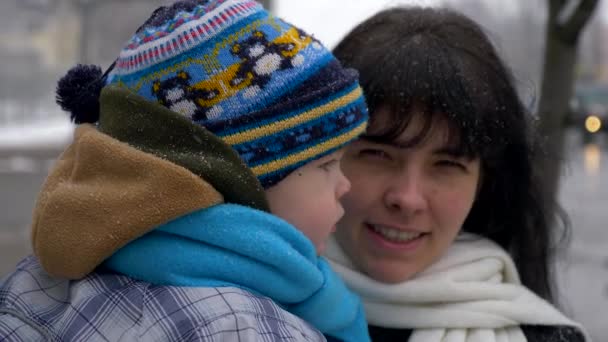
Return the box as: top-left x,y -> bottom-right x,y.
567,83 -> 608,142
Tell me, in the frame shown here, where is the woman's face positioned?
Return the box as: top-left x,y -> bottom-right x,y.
335,106 -> 481,283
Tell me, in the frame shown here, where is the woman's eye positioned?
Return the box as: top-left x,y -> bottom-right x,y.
436,159 -> 467,171
359,149 -> 390,159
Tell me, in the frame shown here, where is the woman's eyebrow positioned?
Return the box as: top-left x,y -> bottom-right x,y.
432,146 -> 472,158
359,136 -> 413,149
360,135 -> 469,157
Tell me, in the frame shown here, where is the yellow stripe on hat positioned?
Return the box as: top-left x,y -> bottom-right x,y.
251,120 -> 367,176
223,86 -> 363,145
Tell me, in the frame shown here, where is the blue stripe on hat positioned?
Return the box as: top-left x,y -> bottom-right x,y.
236,97 -> 367,168
215,80 -> 360,138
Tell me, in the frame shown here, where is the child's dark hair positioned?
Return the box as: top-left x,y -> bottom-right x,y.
333,6 -> 569,304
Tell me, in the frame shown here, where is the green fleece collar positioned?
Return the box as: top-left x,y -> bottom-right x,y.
99,85 -> 269,212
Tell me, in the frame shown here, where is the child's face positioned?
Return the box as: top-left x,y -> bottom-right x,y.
266,149 -> 351,254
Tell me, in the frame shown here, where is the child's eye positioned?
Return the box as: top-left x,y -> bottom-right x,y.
319,159 -> 338,171
359,149 -> 390,160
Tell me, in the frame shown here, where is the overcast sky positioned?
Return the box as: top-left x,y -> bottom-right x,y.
275,0 -> 607,48
275,0 -> 443,48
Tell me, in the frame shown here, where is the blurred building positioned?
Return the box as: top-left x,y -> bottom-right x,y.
0,0 -> 175,104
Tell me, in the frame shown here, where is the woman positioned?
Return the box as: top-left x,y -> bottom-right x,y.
325,6 -> 589,342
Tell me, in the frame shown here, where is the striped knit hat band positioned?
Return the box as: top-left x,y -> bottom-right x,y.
106,0 -> 368,188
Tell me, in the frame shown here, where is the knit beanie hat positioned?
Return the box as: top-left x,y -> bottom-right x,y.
56,0 -> 368,189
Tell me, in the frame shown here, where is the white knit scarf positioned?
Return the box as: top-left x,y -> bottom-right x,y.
325,234 -> 589,342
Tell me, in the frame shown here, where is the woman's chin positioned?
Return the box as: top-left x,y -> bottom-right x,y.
363,260 -> 421,284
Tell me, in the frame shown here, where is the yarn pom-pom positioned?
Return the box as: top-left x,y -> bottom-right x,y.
56,64 -> 104,124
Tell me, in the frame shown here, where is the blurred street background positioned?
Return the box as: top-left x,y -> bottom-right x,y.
1,0 -> 607,340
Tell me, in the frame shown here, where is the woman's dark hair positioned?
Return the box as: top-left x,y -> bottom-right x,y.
333,6 -> 568,304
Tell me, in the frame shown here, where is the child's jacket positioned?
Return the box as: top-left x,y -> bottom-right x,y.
0,87 -> 369,342
0,256 -> 325,341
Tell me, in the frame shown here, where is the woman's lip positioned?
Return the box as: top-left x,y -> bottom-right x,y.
365,223 -> 427,251
367,222 -> 427,234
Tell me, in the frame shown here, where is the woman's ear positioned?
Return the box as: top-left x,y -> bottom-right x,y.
475,164 -> 484,199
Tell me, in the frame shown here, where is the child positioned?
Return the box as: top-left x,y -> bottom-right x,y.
0,1 -> 370,341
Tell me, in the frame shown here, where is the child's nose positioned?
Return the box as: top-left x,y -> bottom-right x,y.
336,171 -> 351,199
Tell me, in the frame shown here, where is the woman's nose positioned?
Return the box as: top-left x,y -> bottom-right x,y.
383,171 -> 427,215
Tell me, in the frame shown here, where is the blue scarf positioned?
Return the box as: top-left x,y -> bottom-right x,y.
104,204 -> 370,342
